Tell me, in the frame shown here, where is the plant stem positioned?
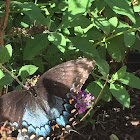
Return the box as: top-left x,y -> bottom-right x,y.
80,74 -> 109,122
94,27 -> 140,47
0,63 -> 25,89
35,0 -> 38,4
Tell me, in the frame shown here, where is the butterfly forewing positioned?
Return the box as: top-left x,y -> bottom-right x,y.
37,58 -> 95,98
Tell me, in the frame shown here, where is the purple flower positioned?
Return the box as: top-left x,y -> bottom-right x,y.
71,90 -> 94,114
25,82 -> 30,90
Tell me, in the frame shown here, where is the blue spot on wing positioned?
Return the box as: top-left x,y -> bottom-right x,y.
22,121 -> 28,127
64,104 -> 72,112
28,125 -> 36,134
63,111 -> 71,119
45,125 -> 51,136
36,127 -> 41,136
40,127 -> 47,137
35,126 -> 52,137
56,115 -> 68,126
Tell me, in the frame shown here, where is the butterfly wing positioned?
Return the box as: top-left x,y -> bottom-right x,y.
0,90 -> 29,123
0,58 -> 95,139
0,90 -> 58,138
37,58 -> 95,98
0,90 -> 75,139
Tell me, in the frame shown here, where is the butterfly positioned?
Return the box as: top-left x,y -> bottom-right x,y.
0,58 -> 95,140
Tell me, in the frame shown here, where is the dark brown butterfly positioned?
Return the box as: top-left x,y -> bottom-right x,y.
0,58 -> 95,140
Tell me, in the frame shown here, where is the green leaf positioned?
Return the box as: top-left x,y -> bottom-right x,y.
109,17 -> 118,28
0,75 -> 14,89
133,3 -> 140,12
18,2 -> 47,25
48,33 -> 66,46
0,44 -> 12,63
60,14 -> 91,29
21,21 -> 29,28
58,0 -> 68,11
21,15 -> 33,27
23,34 -> 49,60
124,32 -> 136,46
69,37 -> 99,58
60,0 -> 93,29
104,5 -> 116,19
74,26 -> 84,36
0,70 -> 5,79
110,134 -> 119,140
111,66 -> 126,82
32,57 -> 44,73
86,81 -> 112,102
86,27 -> 103,41
116,21 -> 130,33
62,28 -> 70,35
105,0 -> 136,23
68,0 -> 93,15
119,72 -> 140,89
96,58 -> 109,77
94,0 -> 106,11
107,35 -> 125,61
48,33 -> 66,53
97,46 -> 106,60
131,38 -> 140,52
110,83 -> 130,108
44,45 -> 62,67
57,46 -> 65,53
18,65 -> 38,79
93,16 -> 110,34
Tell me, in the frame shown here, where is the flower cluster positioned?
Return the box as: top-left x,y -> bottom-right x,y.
25,75 -> 40,90
71,90 -> 95,114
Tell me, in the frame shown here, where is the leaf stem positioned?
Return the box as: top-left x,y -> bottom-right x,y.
94,27 -> 140,47
0,63 -> 25,89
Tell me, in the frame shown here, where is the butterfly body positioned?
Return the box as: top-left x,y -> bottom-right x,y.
0,58 -> 95,139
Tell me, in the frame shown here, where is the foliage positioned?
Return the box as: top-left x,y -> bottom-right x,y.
0,0 -> 140,128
